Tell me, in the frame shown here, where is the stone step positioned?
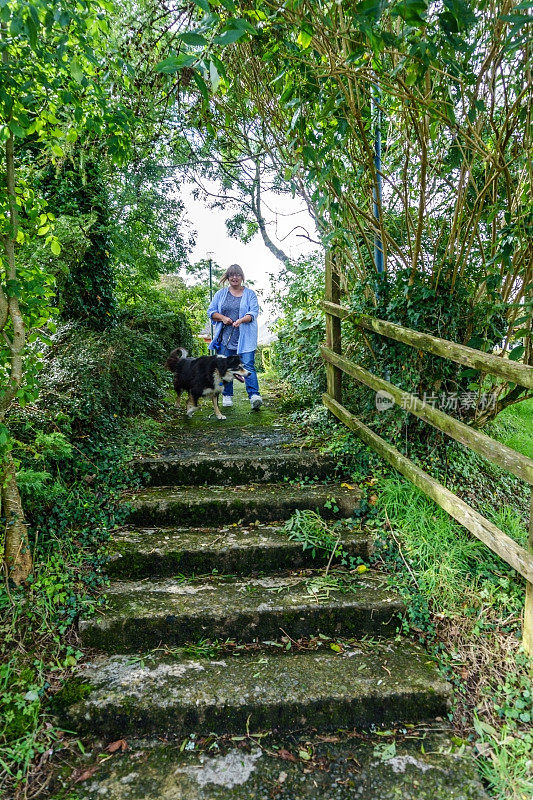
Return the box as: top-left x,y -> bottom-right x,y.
107,523 -> 372,579
79,573 -> 403,652
126,483 -> 361,527
58,643 -> 451,739
68,728 -> 488,800
133,451 -> 337,487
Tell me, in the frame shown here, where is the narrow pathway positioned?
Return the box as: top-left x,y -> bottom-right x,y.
59,382 -> 487,799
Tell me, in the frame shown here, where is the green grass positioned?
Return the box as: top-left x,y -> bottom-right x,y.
491,398 -> 533,459
374,476 -> 531,800
377,478 -> 526,615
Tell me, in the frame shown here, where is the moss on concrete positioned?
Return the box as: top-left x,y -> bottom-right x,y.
59,643 -> 450,739
107,524 -> 372,579
79,572 -> 403,651
63,728 -> 488,800
127,484 -> 361,527
131,451 -> 337,488
52,678 -> 93,712
64,730 -> 486,800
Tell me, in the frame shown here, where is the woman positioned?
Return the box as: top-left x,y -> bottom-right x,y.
207,264 -> 262,409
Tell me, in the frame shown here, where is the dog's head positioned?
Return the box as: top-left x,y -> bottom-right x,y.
217,355 -> 250,383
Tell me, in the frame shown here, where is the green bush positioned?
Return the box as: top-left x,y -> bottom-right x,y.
118,292 -> 198,358
32,322 -> 163,435
124,276 -> 209,356
271,253 -> 326,404
23,300 -> 194,439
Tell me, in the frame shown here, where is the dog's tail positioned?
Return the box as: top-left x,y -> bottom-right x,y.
165,347 -> 188,371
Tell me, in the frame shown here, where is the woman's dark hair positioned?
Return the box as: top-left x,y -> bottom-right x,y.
219,264 -> 245,286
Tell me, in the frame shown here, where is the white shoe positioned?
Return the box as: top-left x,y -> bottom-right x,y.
250,394 -> 263,410
222,396 -> 233,407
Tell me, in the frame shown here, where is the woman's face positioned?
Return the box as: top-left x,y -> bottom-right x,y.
229,272 -> 244,289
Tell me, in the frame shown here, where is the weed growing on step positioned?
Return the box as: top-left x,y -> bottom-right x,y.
280,510 -> 370,599
281,509 -> 361,569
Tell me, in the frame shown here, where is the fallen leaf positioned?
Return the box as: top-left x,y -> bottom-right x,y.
277,748 -> 297,762
299,749 -> 312,761
74,765 -> 99,783
278,771 -> 288,784
355,565 -> 368,574
106,739 -> 127,754
340,483 -> 356,489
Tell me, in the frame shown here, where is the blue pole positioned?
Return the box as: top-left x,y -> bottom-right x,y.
372,82 -> 389,382
209,258 -> 214,346
372,83 -> 384,275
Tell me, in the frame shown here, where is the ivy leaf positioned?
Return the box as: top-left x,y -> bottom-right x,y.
508,345 -> 525,361
297,27 -> 313,49
392,0 -> 428,25
8,122 -> 26,138
226,17 -> 257,34
355,0 -> 386,22
209,61 -> 220,92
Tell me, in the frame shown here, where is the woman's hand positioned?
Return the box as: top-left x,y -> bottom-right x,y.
221,315 -> 233,325
233,314 -> 252,327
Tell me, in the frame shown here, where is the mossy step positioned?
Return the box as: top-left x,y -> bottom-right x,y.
68,728 -> 488,800
132,450 -> 337,487
107,523 -> 372,578
155,423 -> 296,458
127,483 -> 361,526
58,643 -> 451,739
79,573 -> 403,652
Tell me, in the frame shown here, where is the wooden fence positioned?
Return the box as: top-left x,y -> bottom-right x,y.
322,253 -> 533,654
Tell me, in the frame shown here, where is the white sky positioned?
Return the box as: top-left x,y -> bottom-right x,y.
180,180 -> 319,318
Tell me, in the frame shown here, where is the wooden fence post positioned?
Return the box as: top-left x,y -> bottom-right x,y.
525,489 -> 533,656
325,250 -> 342,403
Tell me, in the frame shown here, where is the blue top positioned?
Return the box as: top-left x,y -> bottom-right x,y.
220,292 -> 242,348
207,286 -> 259,353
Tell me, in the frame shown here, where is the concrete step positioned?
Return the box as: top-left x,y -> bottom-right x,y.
57,642 -> 451,739
132,451 -> 338,487
68,727 -> 488,800
79,572 -> 403,652
126,483 -> 361,527
107,523 -> 373,579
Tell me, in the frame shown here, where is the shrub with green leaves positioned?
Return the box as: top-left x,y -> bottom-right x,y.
24,309 -> 193,437
271,253 -> 326,404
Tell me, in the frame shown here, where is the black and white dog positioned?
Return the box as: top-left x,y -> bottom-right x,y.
165,348 -> 250,420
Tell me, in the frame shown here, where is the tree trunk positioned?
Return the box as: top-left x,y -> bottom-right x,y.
0,34 -> 32,581
1,454 -> 32,585
251,160 -> 290,265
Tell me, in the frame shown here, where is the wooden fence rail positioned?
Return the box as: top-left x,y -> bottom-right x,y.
321,288 -> 533,655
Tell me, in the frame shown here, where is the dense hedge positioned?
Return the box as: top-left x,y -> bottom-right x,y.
19,304 -> 195,438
